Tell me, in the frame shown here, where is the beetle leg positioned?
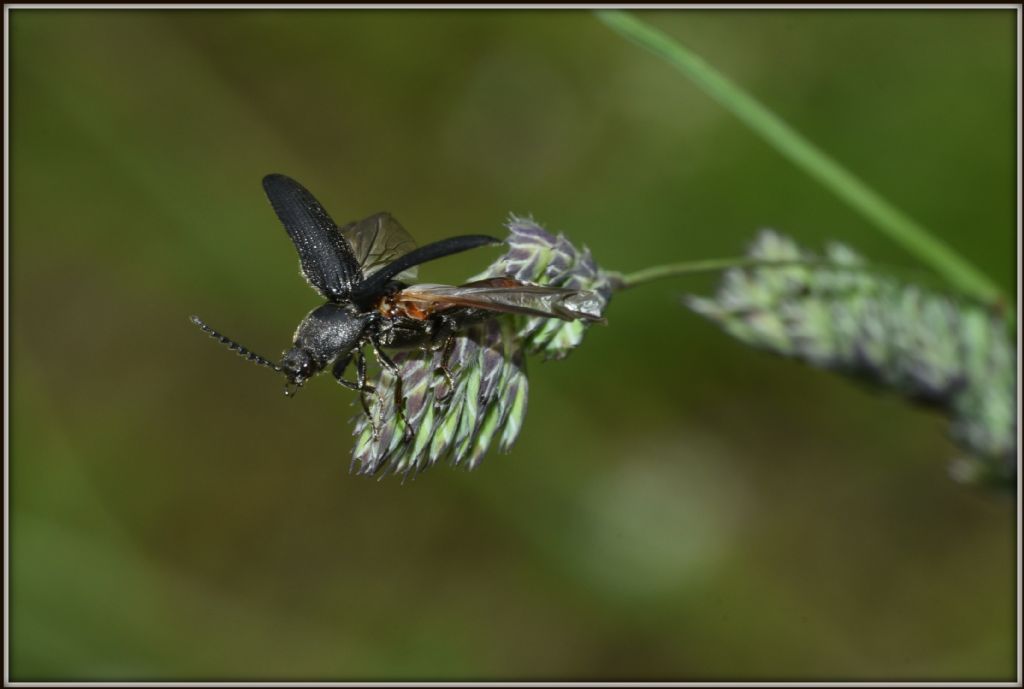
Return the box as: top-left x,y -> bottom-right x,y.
369,337 -> 414,443
332,352 -> 359,390
356,349 -> 383,437
433,334 -> 457,402
334,349 -> 381,440
427,317 -> 460,402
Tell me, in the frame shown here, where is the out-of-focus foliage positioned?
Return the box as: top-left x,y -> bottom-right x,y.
8,9 -> 1016,682
688,230 -> 1017,485
351,217 -> 612,476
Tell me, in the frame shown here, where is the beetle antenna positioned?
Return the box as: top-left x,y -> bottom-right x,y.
190,315 -> 283,373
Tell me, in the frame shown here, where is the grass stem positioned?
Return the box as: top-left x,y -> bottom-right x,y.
596,10 -> 1008,308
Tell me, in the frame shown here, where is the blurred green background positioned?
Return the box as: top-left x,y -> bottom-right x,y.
9,9 -> 1016,681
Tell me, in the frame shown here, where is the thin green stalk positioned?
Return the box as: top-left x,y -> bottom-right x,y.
611,257 -> 997,307
596,10 -> 1007,308
612,257 -> 769,289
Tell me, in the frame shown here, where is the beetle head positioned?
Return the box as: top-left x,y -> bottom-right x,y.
280,347 -> 315,396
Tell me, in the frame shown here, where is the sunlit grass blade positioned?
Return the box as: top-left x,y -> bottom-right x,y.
596,10 -> 1007,310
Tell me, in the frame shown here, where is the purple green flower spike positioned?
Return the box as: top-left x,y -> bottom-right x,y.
351,217 -> 615,477
686,230 -> 1016,485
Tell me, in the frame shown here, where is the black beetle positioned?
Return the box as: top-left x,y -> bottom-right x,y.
192,174 -> 603,432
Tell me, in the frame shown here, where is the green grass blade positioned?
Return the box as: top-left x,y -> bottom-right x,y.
596,10 -> 1007,308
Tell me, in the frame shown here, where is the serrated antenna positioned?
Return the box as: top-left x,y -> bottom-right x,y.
190,315 -> 283,373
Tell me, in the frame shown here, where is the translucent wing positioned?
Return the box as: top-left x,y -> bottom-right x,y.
262,174 -> 360,299
341,212 -> 419,281
395,278 -> 605,322
350,235 -> 503,303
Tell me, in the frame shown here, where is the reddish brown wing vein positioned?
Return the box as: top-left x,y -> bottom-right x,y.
391,278 -> 585,321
